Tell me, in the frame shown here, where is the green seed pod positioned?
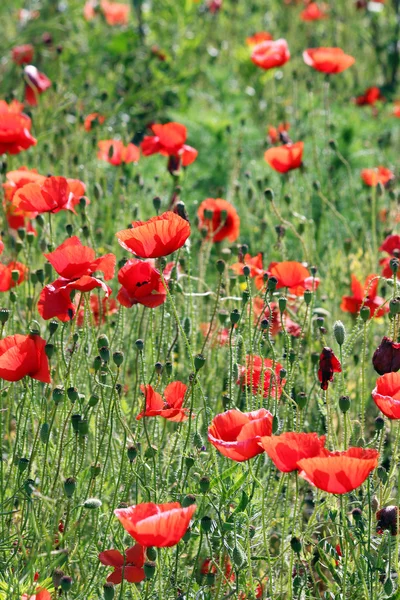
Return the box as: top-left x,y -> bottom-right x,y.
103,582 -> 115,600
268,276 -> 278,292
339,396 -> 350,413
78,419 -> 89,436
230,309 -> 240,325
183,317 -> 191,337
182,494 -> 196,507
278,297 -> 287,313
83,497 -> 102,509
242,289 -> 250,304
97,334 -> 109,350
216,259 -> 225,274
264,188 -> 274,201
182,528 -> 191,543
333,320 -> 346,346
360,306 -> 370,322
64,477 -> 76,498
375,416 -> 384,431
165,361 -> 173,376
389,298 -> 400,316
93,356 -> 102,371
193,432 -> 203,449
67,387 -> 79,403
144,561 -> 156,579
201,516 -> 212,532
27,231 -> 35,245
296,392 -> 307,409
30,272 -> 38,285
65,223 -> 74,237
135,339 -> 144,351
88,394 -> 99,407
71,414 -> 82,433
303,290 -> 312,305
206,573 -> 216,586
0,308 -> 10,324
52,386 -> 64,404
112,351 -> 124,367
127,445 -> 138,462
272,415 -> 279,434
185,456 -> 195,469
18,457 -> 29,473
194,353 -> 206,371
90,464 -> 101,478
48,320 -> 58,335
10,291 -> 17,303
199,476 -> 210,493
44,263 -> 52,280
389,258 -> 399,275
60,576 -> 73,592
377,466 -> 387,484
45,343 -> 55,359
232,545 -> 246,568
40,423 -> 50,443
290,536 -> 302,554
146,547 -> 157,561
99,346 -> 110,363
243,265 -> 250,277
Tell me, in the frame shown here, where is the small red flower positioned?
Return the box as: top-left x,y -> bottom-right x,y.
372,372 -> 400,419
116,211 -> 191,258
197,198 -> 240,243
12,44 -> 34,65
0,105 -> 36,155
117,259 -> 167,309
98,140 -> 140,165
230,252 -> 264,286
84,112 -> 106,131
251,39 -> 290,70
268,261 -> 318,296
238,355 -> 285,399
76,295 -> 118,326
264,142 -> 303,173
0,261 -> 28,291
253,298 -> 302,337
303,47 -> 355,73
355,87 -> 384,106
300,3 -> 328,20
141,122 -> 197,172
99,544 -> 145,584
100,0 -> 130,25
0,334 -> 51,383
361,167 -> 394,187
259,432 -> 326,472
114,502 -> 196,547
340,274 -> 388,318
24,65 -> 51,106
318,347 -> 341,391
246,32 -> 273,47
267,122 -> 290,144
208,408 -> 273,461
137,381 -> 188,421
298,447 -> 379,494
21,589 -> 51,600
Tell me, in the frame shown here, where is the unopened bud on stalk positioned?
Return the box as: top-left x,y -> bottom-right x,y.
278,297 -> 287,313
360,306 -> 370,322
242,289 -> 250,304
0,308 -> 10,324
135,339 -> 144,351
127,445 -> 138,462
375,416 -> 385,431
296,392 -> 307,409
67,387 -> 79,403
83,497 -> 102,509
48,320 -> 58,335
112,351 -> 124,367
194,354 -> 206,371
165,361 -> 173,376
268,276 -> 278,292
99,346 -> 110,363
144,561 -> 156,579
65,223 -> 73,237
290,537 -> 302,554
199,476 -> 210,493
152,196 -> 161,212
60,576 -> 73,592
264,188 -> 274,201
182,494 -> 196,507
389,298 -> 400,316
78,419 -> 89,436
18,457 -> 29,473
230,309 -> 240,325
389,258 -> 399,275
333,320 -> 346,346
64,477 -> 76,498
45,343 -> 54,358
201,516 -> 212,532
339,395 -> 350,413
52,386 -> 64,404
103,582 -> 115,600
11,270 -> 20,283
93,356 -> 102,371
377,466 -> 388,484
304,290 -> 312,305
71,414 -> 82,432
243,265 -> 250,277
216,259 -> 225,274
97,334 -> 109,349
232,545 -> 246,568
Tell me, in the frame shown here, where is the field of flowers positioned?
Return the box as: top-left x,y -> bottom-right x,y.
0,0 -> 399,598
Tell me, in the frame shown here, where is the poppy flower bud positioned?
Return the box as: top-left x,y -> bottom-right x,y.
18,457 -> 29,473
333,320 -> 346,346
376,506 -> 398,536
26,231 -> 35,245
40,422 -> 50,443
389,298 -> 400,316
127,445 -> 138,462
339,395 -> 350,413
45,343 -> 55,359
389,258 -> 399,275
144,561 -> 156,579
65,223 -> 74,237
135,339 -> 144,351
52,386 -> 64,404
52,569 -> 64,589
278,297 -> 287,313
233,545 -> 246,568
44,263 -> 52,280
185,456 -> 195,469
352,507 -> 363,523
83,497 -> 102,509
216,259 -> 225,274
15,241 -> 23,254
290,537 -> 302,554
377,466 -> 388,484
304,290 -> 312,305
360,306 -> 370,322
199,476 -> 210,493
230,309 -> 241,325
195,353 -> 206,371
89,394 -> 99,407
17,227 -> 25,241
153,196 -> 162,212
60,576 -> 73,592
264,188 -> 274,201
36,268 -> 45,284
0,308 -> 10,324
146,546 -> 157,561
103,582 -> 115,600
67,387 -> 79,403
182,494 -> 196,507
268,276 -> 278,292
36,214 -> 45,227
289,349 -> 296,364
279,368 -> 287,380
201,516 -> 212,532
375,416 -> 385,431
64,477 -> 76,498
165,361 -> 173,376
10,291 -> 17,303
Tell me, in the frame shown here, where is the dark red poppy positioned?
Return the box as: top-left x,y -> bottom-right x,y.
0,261 -> 28,292
117,258 -> 167,308
116,211 -> 190,258
372,337 -> 400,376
372,372 -> 400,419
24,65 -> 51,106
208,408 -> 273,461
268,260 -> 318,295
318,347 -> 341,390
0,104 -> 36,155
97,140 -> 140,165
12,44 -> 34,65
137,381 -> 188,421
361,167 -> 394,187
0,334 -> 50,383
264,142 -> 303,173
340,274 -> 388,318
197,198 -> 240,243
355,87 -> 384,106
114,502 -> 196,547
300,3 -> 328,20
259,432 -> 326,472
13,176 -> 80,215
84,112 -> 106,132
251,39 -> 290,70
298,447 -> 379,494
38,237 -> 115,321
76,295 -> 118,327
246,32 -> 273,47
376,506 -> 398,536
99,544 -> 145,584
303,47 -> 355,73
141,122 -> 197,171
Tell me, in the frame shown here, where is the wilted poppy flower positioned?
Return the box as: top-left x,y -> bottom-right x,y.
13,176 -> 81,215
340,274 -> 388,318
300,2 -> 328,20
38,237 -> 115,321
116,211 -> 190,258
141,122 -> 197,172
318,347 -> 341,390
361,167 -> 394,187
21,589 -> 51,600
24,65 -> 51,106
246,32 -> 273,47
376,506 -> 398,536
197,198 -> 240,243
303,47 -> 355,73
117,259 -> 167,309
0,261 -> 27,291
0,105 -> 36,155
0,334 -> 50,383
258,432 -> 326,472
355,87 -> 384,106
298,447 -> 379,494
268,261 -> 318,295
98,140 -> 140,166
267,122 -> 290,144
99,543 -> 145,584
12,44 -> 34,65
137,381 -> 188,421
84,112 -> 106,132
372,337 -> 400,376
114,502 -> 196,547
208,408 -> 273,461
76,294 -> 118,327
100,0 -> 130,25
251,39 -> 290,70
372,372 -> 400,419
264,142 -> 303,173
239,355 -> 285,399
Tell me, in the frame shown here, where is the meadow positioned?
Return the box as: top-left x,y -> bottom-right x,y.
0,0 -> 399,598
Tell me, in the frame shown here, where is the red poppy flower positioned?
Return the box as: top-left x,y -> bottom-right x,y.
380,234 -> 400,257
208,408 -> 273,462
372,372 -> 400,419
0,261 -> 28,292
300,2 -> 328,20
361,167 -> 394,187
246,32 -> 273,47
200,556 -> 235,582
117,258 -> 167,309
197,198 -> 240,243
340,274 -> 388,318
116,211 -> 190,258
318,347 -> 341,391
21,589 -> 51,600
38,237 -> 115,321
141,122 -> 198,171
137,381 -> 188,421
372,337 -> 400,376
99,543 -> 145,584
98,140 -> 140,166
238,355 -> 285,399
355,87 -> 384,106
259,432 -> 326,472
207,0 -> 222,13
267,122 -> 290,144
268,261 -> 318,296
13,176 -> 80,215
0,334 -> 50,383
12,44 -> 34,65
24,65 -> 51,106
251,39 -> 290,70
100,1 -> 130,25
264,142 -> 303,173
76,294 -> 118,327
84,112 -> 106,132
114,502 -> 196,547
303,47 -> 355,73
298,447 -> 379,494
3,168 -> 44,230
230,253 -> 265,287
394,102 -> 400,118
252,298 -> 301,337
0,107 -> 36,155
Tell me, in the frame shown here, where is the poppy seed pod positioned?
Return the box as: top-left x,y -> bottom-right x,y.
71,414 -> 82,432
103,582 -> 115,600
389,298 -> 400,316
264,188 -> 274,201
389,258 -> 399,275
375,416 -> 385,431
0,308 -> 10,324
199,476 -> 210,493
304,290 -> 312,305
52,569 -> 64,589
201,516 -> 212,532
97,334 -> 109,350
230,309 -> 240,325
112,351 -> 124,367
182,494 -> 196,507
360,306 -> 370,322
144,561 -> 156,579
64,477 -> 76,498
216,259 -> 225,274
60,576 -> 73,592
268,276 -> 278,292
52,386 -> 64,404
135,339 -> 144,351
67,387 -> 79,403
278,297 -> 287,313
339,396 -> 350,413
291,537 -> 302,554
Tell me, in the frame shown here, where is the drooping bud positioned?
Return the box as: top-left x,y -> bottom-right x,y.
372,337 -> 400,375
